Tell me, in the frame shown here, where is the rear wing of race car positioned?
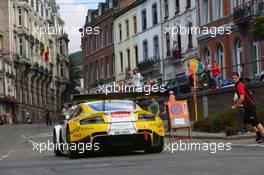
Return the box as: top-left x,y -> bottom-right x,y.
72,92 -> 166,104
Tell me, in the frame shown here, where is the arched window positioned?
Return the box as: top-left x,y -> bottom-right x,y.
204,47 -> 211,62
234,39 -> 243,75
216,43 -> 224,69
253,42 -> 260,74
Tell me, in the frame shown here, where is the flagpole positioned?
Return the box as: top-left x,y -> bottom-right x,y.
193,72 -> 198,122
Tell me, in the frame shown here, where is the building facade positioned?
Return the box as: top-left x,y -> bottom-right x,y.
161,0 -> 198,82
113,0 -> 142,83
81,0 -> 264,95
0,0 -> 16,118
81,0 -> 118,94
197,0 -> 264,79
0,0 -> 70,123
114,0 -> 163,84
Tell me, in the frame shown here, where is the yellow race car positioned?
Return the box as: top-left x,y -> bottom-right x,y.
53,93 -> 165,159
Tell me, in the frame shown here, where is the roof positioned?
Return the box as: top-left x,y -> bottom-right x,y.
73,92 -> 166,104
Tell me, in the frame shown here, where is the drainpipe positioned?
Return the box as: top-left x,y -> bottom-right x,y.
197,0 -> 201,27
159,0 -> 165,83
197,0 -> 201,61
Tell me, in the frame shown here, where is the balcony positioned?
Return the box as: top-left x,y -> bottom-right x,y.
57,77 -> 70,85
13,54 -> 20,64
233,0 -> 264,24
166,49 -> 182,65
29,62 -> 39,76
5,72 -> 15,79
137,56 -> 160,76
17,26 -> 30,37
125,67 -> 132,79
13,54 -> 31,70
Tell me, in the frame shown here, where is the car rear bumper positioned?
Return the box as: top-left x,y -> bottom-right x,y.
95,132 -> 161,149
93,134 -> 148,149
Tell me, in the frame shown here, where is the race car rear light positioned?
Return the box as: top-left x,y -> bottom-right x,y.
138,114 -> 155,121
80,116 -> 104,125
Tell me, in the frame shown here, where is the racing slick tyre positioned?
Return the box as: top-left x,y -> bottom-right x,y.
67,127 -> 79,159
144,136 -> 164,154
53,130 -> 63,156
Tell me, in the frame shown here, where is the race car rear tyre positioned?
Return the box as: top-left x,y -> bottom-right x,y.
67,127 -> 79,159
53,130 -> 63,156
144,136 -> 164,153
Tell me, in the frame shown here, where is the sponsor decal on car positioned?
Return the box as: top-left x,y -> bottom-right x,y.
108,122 -> 137,135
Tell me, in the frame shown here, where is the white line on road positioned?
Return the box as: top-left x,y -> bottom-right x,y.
232,143 -> 264,147
28,132 -> 52,138
21,135 -> 37,145
83,164 -> 112,168
0,150 -> 15,161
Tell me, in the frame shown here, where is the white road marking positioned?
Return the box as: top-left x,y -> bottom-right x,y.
21,135 -> 37,145
232,143 -> 264,147
83,164 -> 112,168
0,150 -> 15,161
29,132 -> 52,138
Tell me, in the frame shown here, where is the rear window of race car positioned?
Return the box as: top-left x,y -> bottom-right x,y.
85,100 -> 136,111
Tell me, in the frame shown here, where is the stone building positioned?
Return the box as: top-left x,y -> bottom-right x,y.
0,0 -> 70,123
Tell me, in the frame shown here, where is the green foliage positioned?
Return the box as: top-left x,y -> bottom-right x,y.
193,107 -> 264,133
193,110 -> 238,133
69,51 -> 82,66
69,51 -> 82,95
251,16 -> 264,41
256,107 -> 264,121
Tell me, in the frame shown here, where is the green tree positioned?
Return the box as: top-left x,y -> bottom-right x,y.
69,51 -> 82,95
251,16 -> 264,41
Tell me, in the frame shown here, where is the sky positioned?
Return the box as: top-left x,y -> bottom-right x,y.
56,0 -> 105,54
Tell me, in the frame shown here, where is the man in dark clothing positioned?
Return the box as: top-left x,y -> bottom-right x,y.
231,72 -> 264,143
45,109 -> 52,126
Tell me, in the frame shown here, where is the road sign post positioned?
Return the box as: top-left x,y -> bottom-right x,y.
189,59 -> 199,122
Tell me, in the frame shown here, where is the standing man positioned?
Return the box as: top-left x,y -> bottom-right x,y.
201,59 -> 212,89
168,91 -> 175,103
129,68 -> 142,87
62,104 -> 71,120
148,98 -> 160,116
231,72 -> 264,143
45,108 -> 52,126
233,93 -> 245,134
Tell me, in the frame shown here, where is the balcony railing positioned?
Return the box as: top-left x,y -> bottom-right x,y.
137,56 -> 160,75
166,48 -> 182,65
138,56 -> 160,70
233,0 -> 264,23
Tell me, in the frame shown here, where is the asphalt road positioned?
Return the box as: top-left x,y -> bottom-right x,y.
0,124 -> 264,175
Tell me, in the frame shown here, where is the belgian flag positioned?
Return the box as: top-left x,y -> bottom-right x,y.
44,45 -> 49,62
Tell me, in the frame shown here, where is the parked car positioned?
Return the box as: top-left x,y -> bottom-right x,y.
165,75 -> 191,94
256,71 -> 264,81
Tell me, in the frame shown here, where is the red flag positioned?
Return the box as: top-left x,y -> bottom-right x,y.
44,45 -> 49,62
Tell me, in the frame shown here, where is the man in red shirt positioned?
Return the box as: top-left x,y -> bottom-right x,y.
231,72 -> 264,143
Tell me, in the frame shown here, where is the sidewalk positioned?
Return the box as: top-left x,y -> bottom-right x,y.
165,129 -> 255,140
